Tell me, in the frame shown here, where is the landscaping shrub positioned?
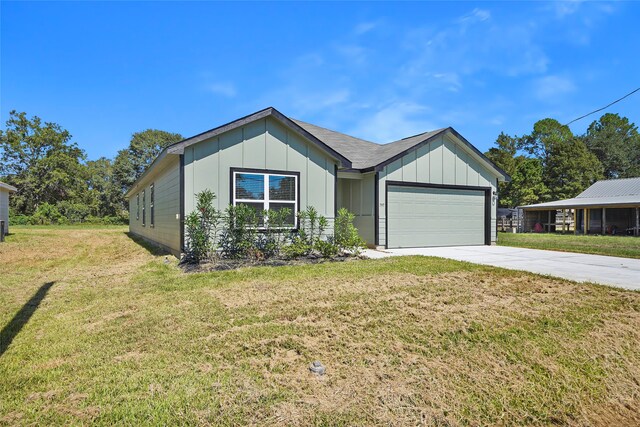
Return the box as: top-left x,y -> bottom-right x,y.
218,204 -> 259,259
335,207 -> 366,255
183,190 -> 220,263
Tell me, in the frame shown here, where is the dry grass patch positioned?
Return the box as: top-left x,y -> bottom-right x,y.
1,226 -> 639,426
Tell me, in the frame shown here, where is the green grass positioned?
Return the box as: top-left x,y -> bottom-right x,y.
1,227 -> 639,425
498,232 -> 640,259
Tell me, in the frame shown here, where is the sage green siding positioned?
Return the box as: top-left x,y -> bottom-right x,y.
377,133 -> 498,247
128,156 -> 181,255
387,186 -> 486,248
0,190 -> 9,234
337,173 -> 375,245
184,116 -> 337,230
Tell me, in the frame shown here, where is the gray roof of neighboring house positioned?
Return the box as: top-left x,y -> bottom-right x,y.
521,177 -> 640,209
0,181 -> 17,192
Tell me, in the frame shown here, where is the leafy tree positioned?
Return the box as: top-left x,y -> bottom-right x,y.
508,157 -> 549,206
518,118 -> 602,200
112,129 -> 183,209
84,157 -> 121,217
582,113 -> 640,179
0,111 -> 87,214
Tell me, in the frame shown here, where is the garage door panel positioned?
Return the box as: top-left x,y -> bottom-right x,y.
387,185 -> 486,248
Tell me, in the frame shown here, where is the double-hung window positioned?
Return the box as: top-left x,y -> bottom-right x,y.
232,169 -> 298,228
142,190 -> 146,227
150,183 -> 155,227
136,193 -> 140,221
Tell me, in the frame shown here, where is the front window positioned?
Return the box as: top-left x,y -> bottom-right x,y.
232,170 -> 298,227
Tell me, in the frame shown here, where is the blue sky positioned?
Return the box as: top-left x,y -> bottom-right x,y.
2,1 -> 639,160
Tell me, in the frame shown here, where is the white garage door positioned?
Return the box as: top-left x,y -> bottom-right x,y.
387,185 -> 487,248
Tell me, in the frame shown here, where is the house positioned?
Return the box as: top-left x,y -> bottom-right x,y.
0,181 -> 17,236
520,177 -> 640,236
125,107 -> 509,255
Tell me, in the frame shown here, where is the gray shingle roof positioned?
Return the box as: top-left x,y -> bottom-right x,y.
292,119 -> 447,170
521,177 -> 640,209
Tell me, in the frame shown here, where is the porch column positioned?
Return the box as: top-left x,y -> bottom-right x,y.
573,209 -> 577,235
586,208 -> 590,235
547,210 -> 551,233
636,207 -> 639,237
602,208 -> 606,235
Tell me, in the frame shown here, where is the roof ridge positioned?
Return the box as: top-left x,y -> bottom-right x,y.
290,118 -> 380,146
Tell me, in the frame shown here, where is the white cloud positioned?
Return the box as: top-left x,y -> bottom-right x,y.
205,82 -> 236,98
350,102 -> 437,143
457,8 -> 491,24
550,1 -> 583,18
533,75 -> 576,100
354,21 -> 379,35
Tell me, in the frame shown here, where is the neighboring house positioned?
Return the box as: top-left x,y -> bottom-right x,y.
125,107 -> 509,255
0,181 -> 17,235
521,177 -> 640,236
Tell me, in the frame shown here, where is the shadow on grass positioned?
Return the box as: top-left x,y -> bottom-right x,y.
1,281 -> 54,357
125,232 -> 173,256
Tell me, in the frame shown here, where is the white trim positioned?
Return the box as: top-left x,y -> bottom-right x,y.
232,171 -> 298,228
0,182 -> 17,192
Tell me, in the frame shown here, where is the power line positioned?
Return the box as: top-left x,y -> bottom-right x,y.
565,86 -> 640,126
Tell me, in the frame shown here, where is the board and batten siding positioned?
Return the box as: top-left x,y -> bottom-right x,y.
183,116 -> 337,230
377,133 -> 498,247
128,155 -> 181,255
337,173 -> 375,244
0,190 -> 9,234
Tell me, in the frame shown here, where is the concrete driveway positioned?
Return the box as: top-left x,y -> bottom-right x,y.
364,245 -> 640,291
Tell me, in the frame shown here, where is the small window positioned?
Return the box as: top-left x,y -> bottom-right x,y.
136,193 -> 140,221
142,190 -> 146,227
150,183 -> 155,227
232,170 -> 298,228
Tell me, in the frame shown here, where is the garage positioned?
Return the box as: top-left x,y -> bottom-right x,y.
386,183 -> 489,248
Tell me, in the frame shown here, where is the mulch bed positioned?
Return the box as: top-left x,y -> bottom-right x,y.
180,254 -> 366,273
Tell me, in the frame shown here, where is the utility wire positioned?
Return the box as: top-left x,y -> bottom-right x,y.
564,86 -> 640,126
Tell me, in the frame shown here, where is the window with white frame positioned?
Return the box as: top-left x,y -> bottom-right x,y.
136,193 -> 140,220
232,170 -> 298,228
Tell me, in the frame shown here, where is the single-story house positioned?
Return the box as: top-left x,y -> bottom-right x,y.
0,181 -> 17,235
125,107 -> 509,256
520,177 -> 640,236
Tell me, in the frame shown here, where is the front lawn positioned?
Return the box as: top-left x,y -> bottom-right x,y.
1,226 -> 639,425
498,232 -> 640,259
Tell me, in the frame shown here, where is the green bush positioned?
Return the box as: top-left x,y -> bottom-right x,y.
314,238 -> 339,258
335,208 -> 366,255
56,201 -> 91,223
30,203 -> 64,225
219,204 -> 259,259
183,190 -> 220,263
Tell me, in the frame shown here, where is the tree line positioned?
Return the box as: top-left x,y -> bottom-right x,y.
485,113 -> 640,208
2,109 -> 638,222
0,110 -> 183,224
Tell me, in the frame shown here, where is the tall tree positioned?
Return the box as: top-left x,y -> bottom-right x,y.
0,111 -> 87,214
518,118 -> 602,200
110,129 -> 183,211
485,132 -> 550,207
112,129 -> 183,206
582,113 -> 640,179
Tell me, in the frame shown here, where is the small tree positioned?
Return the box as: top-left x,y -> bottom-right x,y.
183,190 -> 219,263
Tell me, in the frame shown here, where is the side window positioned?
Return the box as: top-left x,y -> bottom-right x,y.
136,193 -> 140,220
150,183 -> 155,227
142,190 -> 146,227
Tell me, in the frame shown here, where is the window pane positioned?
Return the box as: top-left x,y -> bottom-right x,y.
237,202 -> 265,226
269,202 -> 296,226
269,175 -> 296,201
236,173 -> 264,200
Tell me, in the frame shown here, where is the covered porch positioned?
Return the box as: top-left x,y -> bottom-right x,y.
522,206 -> 640,236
